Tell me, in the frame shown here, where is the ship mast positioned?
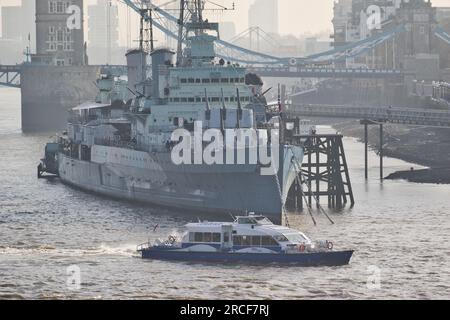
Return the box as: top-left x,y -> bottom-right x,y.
176,0 -> 186,66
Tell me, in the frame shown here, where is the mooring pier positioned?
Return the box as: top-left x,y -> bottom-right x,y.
283,117 -> 355,211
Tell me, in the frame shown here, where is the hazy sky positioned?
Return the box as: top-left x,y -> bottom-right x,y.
1,0 -> 449,44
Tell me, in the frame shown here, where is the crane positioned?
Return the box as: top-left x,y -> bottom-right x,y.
119,1 -> 409,67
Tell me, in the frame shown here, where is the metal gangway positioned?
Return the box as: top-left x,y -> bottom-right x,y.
285,104 -> 450,128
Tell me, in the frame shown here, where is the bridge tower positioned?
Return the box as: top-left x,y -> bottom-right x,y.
34,0 -> 87,66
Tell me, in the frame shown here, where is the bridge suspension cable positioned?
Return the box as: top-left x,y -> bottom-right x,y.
118,1 -> 430,67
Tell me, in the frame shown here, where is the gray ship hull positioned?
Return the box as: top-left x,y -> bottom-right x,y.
58,145 -> 303,223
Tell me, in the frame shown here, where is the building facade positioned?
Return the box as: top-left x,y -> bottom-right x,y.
33,0 -> 86,66
87,0 -> 120,65
248,0 -> 279,35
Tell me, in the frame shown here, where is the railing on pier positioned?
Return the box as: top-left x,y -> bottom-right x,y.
247,66 -> 404,79
285,104 -> 450,127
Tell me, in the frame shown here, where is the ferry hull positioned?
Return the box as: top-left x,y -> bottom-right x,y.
140,249 -> 354,267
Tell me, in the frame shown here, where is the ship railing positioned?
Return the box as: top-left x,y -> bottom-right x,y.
137,242 -> 151,252
94,138 -> 138,149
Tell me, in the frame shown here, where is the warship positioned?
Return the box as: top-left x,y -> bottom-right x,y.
38,1 -> 307,223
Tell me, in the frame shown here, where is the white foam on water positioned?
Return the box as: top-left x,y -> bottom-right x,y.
0,243 -> 138,258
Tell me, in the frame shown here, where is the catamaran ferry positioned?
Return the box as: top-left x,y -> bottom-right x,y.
137,214 -> 354,266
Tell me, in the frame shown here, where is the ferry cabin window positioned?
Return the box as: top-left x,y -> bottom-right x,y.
202,79 -> 210,84
188,78 -> 195,83
190,232 -> 221,243
234,236 -> 278,246
283,233 -> 308,243
204,233 -> 212,242
274,235 -> 289,242
262,236 -> 279,246
181,79 -> 187,83
211,78 -> 220,83
213,233 -> 221,242
196,79 -> 201,83
251,236 -> 261,246
188,98 -> 195,103
221,78 -> 229,83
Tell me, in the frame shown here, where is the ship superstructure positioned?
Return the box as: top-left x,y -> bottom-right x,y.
39,1 -> 306,224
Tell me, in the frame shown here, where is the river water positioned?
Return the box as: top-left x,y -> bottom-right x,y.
1,87 -> 449,300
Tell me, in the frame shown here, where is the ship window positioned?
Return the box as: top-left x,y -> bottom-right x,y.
221,78 -> 229,83
196,97 -> 202,103
196,79 -> 201,83
240,78 -> 245,83
230,78 -> 235,83
212,233 -> 221,243
174,98 -> 180,102
211,79 -> 220,83
212,97 -> 220,102
181,98 -> 187,102
194,233 -> 203,242
203,233 -> 212,242
261,236 -> 278,246
274,235 -> 289,242
188,98 -> 195,103
251,236 -> 262,246
242,236 -> 251,246
230,97 -> 235,102
188,78 -> 195,83
181,79 -> 187,83
233,236 -> 242,246
225,97 -> 229,102
202,79 -> 210,84
235,78 -> 240,83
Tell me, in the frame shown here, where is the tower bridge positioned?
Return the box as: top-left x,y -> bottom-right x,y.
2,1 -> 450,88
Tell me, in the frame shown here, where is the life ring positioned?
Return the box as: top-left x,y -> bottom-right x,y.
327,241 -> 334,250
289,58 -> 297,66
168,236 -> 177,244
298,244 -> 306,252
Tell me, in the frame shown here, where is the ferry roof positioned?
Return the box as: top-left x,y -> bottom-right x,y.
185,219 -> 297,236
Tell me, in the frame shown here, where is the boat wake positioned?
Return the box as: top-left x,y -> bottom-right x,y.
0,243 -> 137,258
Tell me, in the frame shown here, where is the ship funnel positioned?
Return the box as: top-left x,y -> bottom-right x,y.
151,48 -> 175,102
126,49 -> 149,96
